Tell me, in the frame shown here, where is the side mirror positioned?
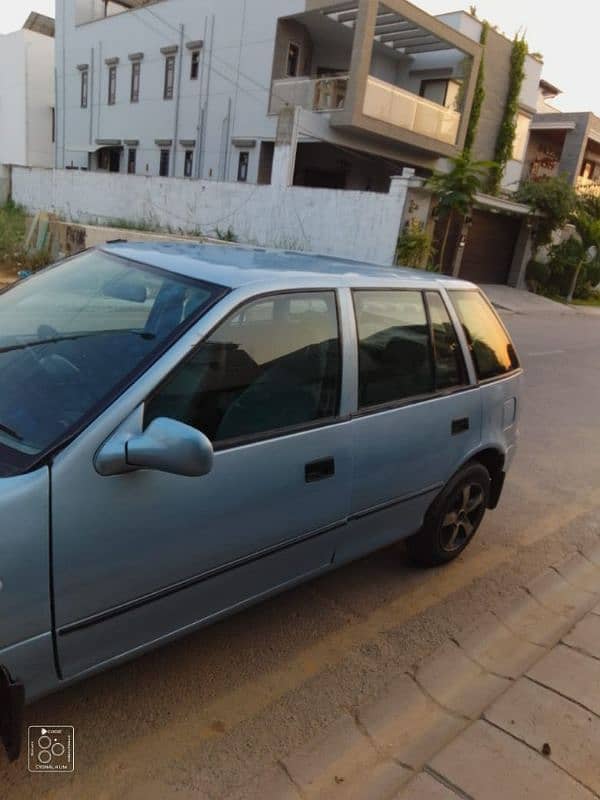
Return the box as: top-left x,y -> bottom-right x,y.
96,417 -> 213,477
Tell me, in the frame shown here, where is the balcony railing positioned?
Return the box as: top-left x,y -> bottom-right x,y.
270,76 -> 348,116
363,76 -> 461,146
577,176 -> 600,197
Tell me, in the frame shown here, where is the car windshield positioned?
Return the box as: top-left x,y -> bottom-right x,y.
0,249 -> 225,474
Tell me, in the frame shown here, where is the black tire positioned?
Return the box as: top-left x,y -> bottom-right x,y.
406,463 -> 491,567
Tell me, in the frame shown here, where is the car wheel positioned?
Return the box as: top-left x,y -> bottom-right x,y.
406,463 -> 491,567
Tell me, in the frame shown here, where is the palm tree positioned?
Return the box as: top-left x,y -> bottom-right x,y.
427,153 -> 494,273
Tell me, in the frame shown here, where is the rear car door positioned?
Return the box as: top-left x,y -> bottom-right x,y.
339,288 -> 482,563
51,289 -> 352,678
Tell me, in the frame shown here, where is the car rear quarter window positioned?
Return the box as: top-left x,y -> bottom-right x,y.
449,290 -> 519,381
353,290 -> 434,409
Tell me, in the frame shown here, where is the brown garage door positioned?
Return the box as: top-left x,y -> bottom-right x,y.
459,210 -> 521,284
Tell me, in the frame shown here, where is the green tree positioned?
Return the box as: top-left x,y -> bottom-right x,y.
395,219 -> 435,270
487,37 -> 528,194
516,175 -> 577,248
427,152 -> 494,272
566,203 -> 600,302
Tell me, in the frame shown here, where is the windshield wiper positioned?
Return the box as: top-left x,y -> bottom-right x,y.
0,423 -> 24,442
0,330 -> 156,355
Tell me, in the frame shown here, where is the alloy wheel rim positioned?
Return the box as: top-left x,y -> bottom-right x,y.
440,482 -> 485,553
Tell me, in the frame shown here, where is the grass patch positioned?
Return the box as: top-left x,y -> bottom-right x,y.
0,202 -> 53,283
570,295 -> 600,307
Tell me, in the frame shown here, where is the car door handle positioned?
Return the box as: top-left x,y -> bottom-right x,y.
305,458 -> 335,483
452,417 -> 470,436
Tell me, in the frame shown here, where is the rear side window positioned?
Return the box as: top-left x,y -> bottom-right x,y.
145,291 -> 341,444
354,290 -> 434,409
425,292 -> 466,390
449,290 -> 519,380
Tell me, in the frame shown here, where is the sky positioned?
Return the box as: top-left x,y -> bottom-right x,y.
1,1 -> 598,114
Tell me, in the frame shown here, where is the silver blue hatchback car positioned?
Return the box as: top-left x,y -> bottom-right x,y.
0,243 -> 521,759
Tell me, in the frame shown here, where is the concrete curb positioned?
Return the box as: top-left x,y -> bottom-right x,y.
231,538 -> 600,800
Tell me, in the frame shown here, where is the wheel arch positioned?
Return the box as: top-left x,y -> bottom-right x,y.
465,447 -> 506,509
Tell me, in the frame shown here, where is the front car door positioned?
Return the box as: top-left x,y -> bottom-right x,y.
337,287 -> 482,564
51,288 -> 352,679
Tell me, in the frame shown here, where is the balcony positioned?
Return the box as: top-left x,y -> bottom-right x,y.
270,2 -> 480,157
577,176 -> 600,197
270,76 -> 349,116
363,76 -> 461,146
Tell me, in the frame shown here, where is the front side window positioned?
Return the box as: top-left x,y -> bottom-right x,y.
164,55 -> 175,100
81,69 -> 89,108
159,148 -> 170,177
354,290 -> 434,410
108,65 -> 117,105
130,61 -> 140,103
449,290 -> 519,381
145,291 -> 341,445
425,292 -> 466,390
0,251 -> 225,475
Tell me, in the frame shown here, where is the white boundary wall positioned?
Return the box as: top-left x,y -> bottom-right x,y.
12,167 -> 408,265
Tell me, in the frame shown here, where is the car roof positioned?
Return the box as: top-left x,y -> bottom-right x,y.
100,241 -> 476,291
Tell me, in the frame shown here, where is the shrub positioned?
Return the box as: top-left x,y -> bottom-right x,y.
395,219 -> 435,269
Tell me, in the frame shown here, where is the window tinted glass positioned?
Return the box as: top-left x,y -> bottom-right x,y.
146,292 -> 341,444
354,290 -> 434,409
450,290 -> 519,380
425,292 -> 466,390
0,252 -> 224,472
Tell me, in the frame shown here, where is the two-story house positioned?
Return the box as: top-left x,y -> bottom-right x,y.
54,0 -> 543,286
526,81 -> 600,197
55,0 -> 484,189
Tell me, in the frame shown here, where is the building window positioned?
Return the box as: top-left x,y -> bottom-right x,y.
190,50 -> 200,80
286,42 -> 300,77
130,61 -> 140,103
81,69 -> 89,108
419,79 -> 461,111
237,151 -> 249,182
108,65 -> 117,105
159,148 -> 170,177
184,150 -> 194,178
512,114 -> 530,162
128,148 -> 137,174
164,55 -> 175,100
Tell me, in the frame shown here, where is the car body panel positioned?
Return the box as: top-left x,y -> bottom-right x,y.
0,243 -> 522,711
0,469 -> 50,649
344,387 -> 483,561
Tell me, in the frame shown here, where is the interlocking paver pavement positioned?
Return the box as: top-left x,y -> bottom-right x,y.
486,677 -> 600,795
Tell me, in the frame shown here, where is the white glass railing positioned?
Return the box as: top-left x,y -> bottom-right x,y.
270,76 -> 348,115
363,76 -> 461,145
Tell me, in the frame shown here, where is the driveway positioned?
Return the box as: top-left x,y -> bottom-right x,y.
3,308 -> 600,799
481,284 -> 576,315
